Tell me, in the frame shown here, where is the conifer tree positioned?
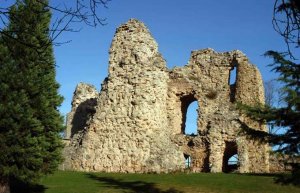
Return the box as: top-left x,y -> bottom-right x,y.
0,1 -> 64,192
240,0 -> 299,184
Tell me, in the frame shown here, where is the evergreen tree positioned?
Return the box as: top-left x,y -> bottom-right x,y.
242,52 -> 300,153
239,0 -> 300,184
0,0 -> 64,192
240,51 -> 300,183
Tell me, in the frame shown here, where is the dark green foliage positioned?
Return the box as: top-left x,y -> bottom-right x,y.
239,51 -> 300,183
239,52 -> 299,153
0,0 -> 64,187
238,0 -> 300,184
239,51 -> 299,183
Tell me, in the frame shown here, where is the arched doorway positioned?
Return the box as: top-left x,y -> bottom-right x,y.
222,141 -> 238,172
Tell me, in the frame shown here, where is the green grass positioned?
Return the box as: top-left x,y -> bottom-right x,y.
36,171 -> 300,193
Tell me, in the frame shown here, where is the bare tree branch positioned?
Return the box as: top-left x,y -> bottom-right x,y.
273,0 -> 300,58
265,79 -> 278,107
0,0 -> 111,50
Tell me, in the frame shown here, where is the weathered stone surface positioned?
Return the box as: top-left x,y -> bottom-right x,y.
64,83 -> 98,139
269,153 -> 300,173
63,19 -> 270,173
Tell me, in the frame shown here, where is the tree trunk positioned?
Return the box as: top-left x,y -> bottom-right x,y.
0,178 -> 10,193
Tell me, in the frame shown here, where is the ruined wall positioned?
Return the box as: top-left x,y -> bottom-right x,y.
63,19 -> 269,173
167,49 -> 269,173
65,83 -> 98,139
63,19 -> 183,172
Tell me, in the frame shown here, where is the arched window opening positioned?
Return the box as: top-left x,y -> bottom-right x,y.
184,154 -> 191,168
229,66 -> 237,102
185,101 -> 198,135
229,66 -> 237,85
222,141 -> 238,173
180,94 -> 198,136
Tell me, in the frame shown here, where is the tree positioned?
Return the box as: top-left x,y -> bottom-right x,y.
272,0 -> 300,58
240,0 -> 300,184
0,1 -> 64,192
264,79 -> 280,134
264,79 -> 279,107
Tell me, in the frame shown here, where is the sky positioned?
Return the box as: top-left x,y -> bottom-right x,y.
52,0 -> 287,133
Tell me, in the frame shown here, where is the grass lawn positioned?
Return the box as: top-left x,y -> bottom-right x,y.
34,171 -> 300,193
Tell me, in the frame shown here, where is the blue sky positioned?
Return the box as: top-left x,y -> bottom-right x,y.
53,1 -> 286,132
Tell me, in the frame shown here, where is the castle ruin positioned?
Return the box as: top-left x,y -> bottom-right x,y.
63,19 -> 269,173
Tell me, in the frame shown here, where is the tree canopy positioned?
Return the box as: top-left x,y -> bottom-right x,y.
240,0 -> 300,184
0,1 -> 64,192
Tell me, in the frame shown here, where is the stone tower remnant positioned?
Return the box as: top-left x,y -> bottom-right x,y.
63,19 -> 269,173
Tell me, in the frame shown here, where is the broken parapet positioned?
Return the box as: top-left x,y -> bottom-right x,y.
64,83 -> 98,139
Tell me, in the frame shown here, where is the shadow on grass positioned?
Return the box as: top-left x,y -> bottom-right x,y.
87,173 -> 183,193
238,172 -> 300,187
238,173 -> 283,177
10,178 -> 46,193
274,171 -> 300,187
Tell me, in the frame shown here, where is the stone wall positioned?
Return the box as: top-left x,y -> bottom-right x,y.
63,19 -> 270,173
65,83 -> 98,139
